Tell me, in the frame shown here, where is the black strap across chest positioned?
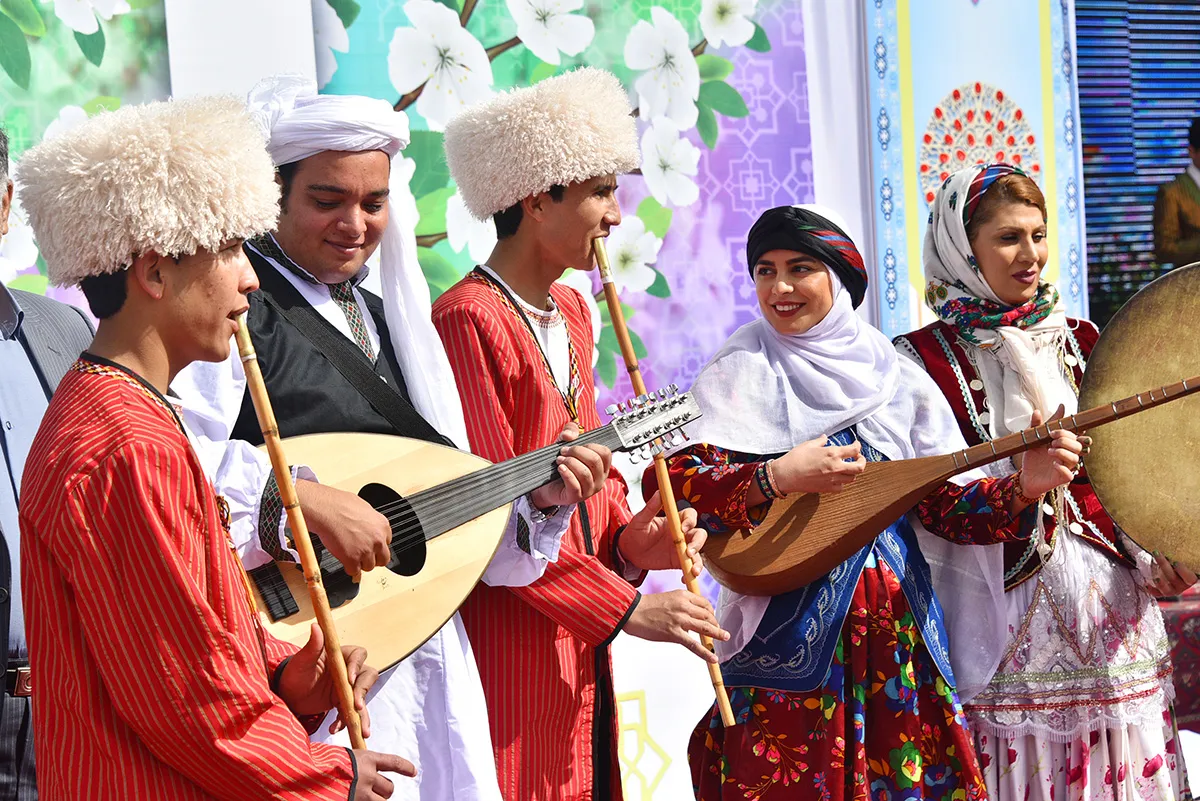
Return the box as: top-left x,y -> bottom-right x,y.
252,260 -> 449,446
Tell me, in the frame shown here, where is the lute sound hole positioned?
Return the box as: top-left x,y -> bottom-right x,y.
359,482 -> 427,576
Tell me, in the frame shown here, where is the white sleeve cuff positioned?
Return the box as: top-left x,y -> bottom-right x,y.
480,496 -> 573,587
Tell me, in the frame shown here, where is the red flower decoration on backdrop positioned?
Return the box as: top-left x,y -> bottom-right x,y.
919,81 -> 1042,204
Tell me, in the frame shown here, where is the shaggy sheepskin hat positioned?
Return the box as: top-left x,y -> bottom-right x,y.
444,67 -> 640,221
16,95 -> 279,287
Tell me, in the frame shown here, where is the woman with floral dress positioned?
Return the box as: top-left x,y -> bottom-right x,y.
645,204 -> 1083,801
896,163 -> 1194,801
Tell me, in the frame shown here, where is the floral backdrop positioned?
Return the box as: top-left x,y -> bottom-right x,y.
320,0 -> 812,417
0,0 -> 169,307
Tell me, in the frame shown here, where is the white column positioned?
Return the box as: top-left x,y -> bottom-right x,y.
164,0 -> 317,99
803,0 -> 878,326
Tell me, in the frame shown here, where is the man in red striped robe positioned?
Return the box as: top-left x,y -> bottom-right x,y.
15,97 -> 411,801
433,69 -> 728,801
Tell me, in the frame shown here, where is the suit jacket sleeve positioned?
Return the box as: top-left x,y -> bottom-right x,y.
53,442 -> 356,801
434,300 -> 640,648
1154,183 -> 1200,265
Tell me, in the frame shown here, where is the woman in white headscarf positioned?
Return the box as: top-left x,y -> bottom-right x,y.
645,204 -> 1083,801
896,163 -> 1194,801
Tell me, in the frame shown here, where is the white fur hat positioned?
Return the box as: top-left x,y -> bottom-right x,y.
444,67 -> 640,221
16,96 -> 280,287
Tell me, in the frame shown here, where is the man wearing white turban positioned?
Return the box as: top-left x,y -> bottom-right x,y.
172,76 -> 613,801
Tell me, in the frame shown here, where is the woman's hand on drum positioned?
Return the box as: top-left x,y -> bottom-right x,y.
1147,552 -> 1199,598
771,435 -> 867,495
1016,407 -> 1084,499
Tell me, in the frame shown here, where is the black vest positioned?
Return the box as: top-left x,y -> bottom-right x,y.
233,250 -> 449,447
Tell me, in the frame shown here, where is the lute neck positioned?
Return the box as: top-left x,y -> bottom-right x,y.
405,424 -> 626,536
949,375 -> 1200,473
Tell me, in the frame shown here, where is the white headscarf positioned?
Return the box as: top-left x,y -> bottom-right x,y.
688,270 -> 917,461
924,164 -> 1073,437
246,76 -> 469,448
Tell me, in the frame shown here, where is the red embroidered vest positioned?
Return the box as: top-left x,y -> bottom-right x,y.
895,319 -> 1133,590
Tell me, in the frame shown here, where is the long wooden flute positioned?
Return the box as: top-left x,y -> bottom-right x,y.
234,312 -> 367,749
593,237 -> 736,727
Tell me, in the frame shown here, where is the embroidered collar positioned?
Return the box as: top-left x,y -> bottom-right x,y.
72,353 -> 186,432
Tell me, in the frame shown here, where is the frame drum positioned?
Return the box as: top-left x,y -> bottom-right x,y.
1078,263 -> 1200,567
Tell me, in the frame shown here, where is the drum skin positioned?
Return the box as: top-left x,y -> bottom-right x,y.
1078,263 -> 1200,568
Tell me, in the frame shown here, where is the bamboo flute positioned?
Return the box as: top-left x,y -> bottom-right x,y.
234,312 -> 367,749
593,237 -> 736,727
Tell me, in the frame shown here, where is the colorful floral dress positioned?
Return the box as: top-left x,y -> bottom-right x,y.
653,428 -> 1036,801
897,320 -> 1191,801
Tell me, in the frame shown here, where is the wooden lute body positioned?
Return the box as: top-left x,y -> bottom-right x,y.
705,376 -> 1200,596
248,389 -> 700,670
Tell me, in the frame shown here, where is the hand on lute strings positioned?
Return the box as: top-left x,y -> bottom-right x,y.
529,422 -> 614,510
748,436 -> 867,506
295,480 -> 392,576
1013,406 -> 1084,503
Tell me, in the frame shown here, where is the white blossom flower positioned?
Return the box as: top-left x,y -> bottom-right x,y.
312,0 -> 350,89
42,105 -> 88,142
388,0 -> 494,132
446,191 -> 497,264
505,0 -> 595,65
699,0 -> 757,48
640,117 -> 700,207
557,268 -> 601,365
601,217 -> 661,293
624,7 -> 700,129
52,0 -> 130,35
0,200 -> 40,285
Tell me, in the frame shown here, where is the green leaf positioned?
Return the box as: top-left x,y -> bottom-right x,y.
127,0 -> 159,8
746,21 -> 770,52
696,53 -> 733,82
627,327 -> 647,360
406,131 -> 449,199
7,273 -> 47,294
0,13 -> 30,89
530,61 -> 557,84
418,246 -> 462,301
696,103 -> 718,149
599,300 -> 635,325
595,345 -> 616,388
75,26 -> 105,67
645,267 -> 670,298
82,95 -> 120,115
699,81 -> 749,118
432,0 -> 460,9
0,0 -> 44,37
636,196 -> 673,239
414,186 -> 455,236
327,0 -> 361,28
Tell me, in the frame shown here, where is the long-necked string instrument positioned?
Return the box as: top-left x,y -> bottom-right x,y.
234,312 -> 366,749
593,236 -> 735,727
705,374 -> 1200,596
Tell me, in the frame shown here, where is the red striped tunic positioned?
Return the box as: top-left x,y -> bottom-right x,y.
433,276 -> 638,801
19,364 -> 356,800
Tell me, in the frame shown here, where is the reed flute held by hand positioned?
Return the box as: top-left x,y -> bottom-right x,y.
234,311 -> 367,749
592,236 -> 736,727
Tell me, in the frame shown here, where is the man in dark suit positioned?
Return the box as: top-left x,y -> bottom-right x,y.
1153,117 -> 1200,267
0,126 -> 94,800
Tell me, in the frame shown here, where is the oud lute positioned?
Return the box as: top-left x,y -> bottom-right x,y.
705,376 -> 1200,596
248,388 -> 700,671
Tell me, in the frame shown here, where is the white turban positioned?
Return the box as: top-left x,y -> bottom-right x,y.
247,74 -> 410,165
246,75 -> 469,449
